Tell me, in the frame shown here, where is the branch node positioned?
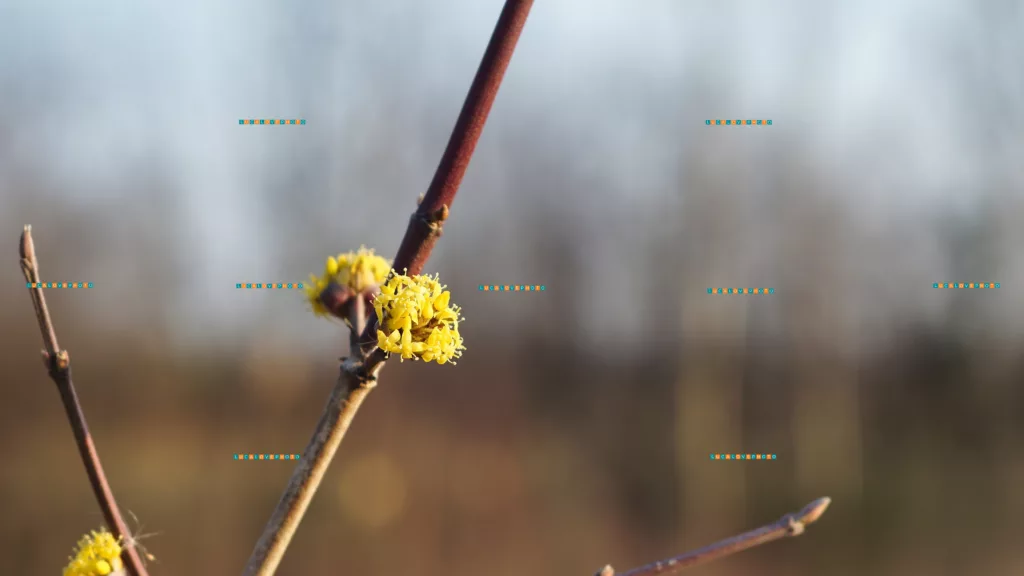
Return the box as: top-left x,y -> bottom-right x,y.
56,350 -> 70,371
431,204 -> 450,223
783,513 -> 805,536
42,349 -> 71,374
411,203 -> 450,241
341,356 -> 381,390
41,350 -> 70,373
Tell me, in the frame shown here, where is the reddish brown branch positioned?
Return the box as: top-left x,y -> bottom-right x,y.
597,497 -> 832,576
19,226 -> 151,576
356,0 -> 534,350
392,0 -> 533,276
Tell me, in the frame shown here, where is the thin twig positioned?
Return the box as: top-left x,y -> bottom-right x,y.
243,6 -> 532,573
243,296 -> 377,576
243,294 -> 375,576
243,360 -> 380,576
19,226 -> 151,576
596,497 -> 832,576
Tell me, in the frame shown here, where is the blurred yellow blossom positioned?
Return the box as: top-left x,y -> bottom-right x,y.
374,272 -> 465,364
305,247 -> 392,317
63,529 -> 123,576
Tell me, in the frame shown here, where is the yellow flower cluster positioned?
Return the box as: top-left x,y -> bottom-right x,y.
374,272 -> 465,364
305,247 -> 392,316
63,529 -> 123,576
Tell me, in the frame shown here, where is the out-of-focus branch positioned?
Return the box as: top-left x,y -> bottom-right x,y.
243,2 -> 534,575
18,226 -> 151,576
595,497 -> 832,576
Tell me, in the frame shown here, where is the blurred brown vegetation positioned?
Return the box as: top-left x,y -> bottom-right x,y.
3,156 -> 1023,575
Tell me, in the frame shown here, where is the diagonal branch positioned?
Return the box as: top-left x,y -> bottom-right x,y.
387,0 -> 532,277
19,226 -> 151,576
242,2 -> 534,575
595,497 -> 832,576
356,0 -> 534,347
243,358 -> 380,576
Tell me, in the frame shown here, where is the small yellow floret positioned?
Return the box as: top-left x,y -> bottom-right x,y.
305,246 -> 392,317
374,272 -> 465,365
63,529 -> 124,576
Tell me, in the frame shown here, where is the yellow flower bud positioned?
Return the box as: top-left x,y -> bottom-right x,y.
374,272 -> 465,365
306,247 -> 392,317
63,529 -> 123,576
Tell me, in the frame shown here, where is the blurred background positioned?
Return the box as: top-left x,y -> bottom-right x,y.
2,0 -> 1023,574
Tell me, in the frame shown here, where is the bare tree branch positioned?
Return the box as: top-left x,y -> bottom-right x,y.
18,226 -> 151,576
242,359 -> 380,576
596,497 -> 832,576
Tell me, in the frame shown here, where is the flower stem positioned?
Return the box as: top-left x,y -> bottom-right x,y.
348,292 -> 367,357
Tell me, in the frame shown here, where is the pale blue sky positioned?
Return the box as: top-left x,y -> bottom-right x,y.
1,0 -> 1020,353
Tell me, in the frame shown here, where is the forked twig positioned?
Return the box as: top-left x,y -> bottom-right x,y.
19,226 -> 151,576
242,2 -> 534,575
595,497 -> 832,576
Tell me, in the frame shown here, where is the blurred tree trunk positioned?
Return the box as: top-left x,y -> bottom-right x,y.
777,183 -> 863,502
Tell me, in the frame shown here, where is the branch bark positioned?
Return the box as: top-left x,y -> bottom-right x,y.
356,0 -> 533,347
242,359 -> 380,576
389,0 -> 533,278
18,226 -> 151,576
596,497 -> 832,576
242,2 -> 534,575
